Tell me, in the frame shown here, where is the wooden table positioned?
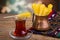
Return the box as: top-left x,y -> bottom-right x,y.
0,14 -> 60,40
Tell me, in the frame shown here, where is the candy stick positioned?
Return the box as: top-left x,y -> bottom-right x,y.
32,3 -> 37,15
48,4 -> 53,9
39,4 -> 45,16
3,15 -> 17,18
47,4 -> 53,15
35,3 -> 40,16
32,3 -> 36,11
42,7 -> 48,16
32,3 -> 40,16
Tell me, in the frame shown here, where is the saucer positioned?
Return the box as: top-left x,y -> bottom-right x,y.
9,30 -> 33,40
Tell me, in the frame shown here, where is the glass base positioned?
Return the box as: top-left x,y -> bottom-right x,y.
9,30 -> 32,40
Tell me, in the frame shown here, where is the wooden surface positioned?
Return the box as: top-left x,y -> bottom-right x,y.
0,14 -> 60,40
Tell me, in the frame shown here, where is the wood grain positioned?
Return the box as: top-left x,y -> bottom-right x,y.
0,14 -> 60,40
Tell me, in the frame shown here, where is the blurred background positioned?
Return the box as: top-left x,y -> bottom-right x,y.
0,0 -> 60,14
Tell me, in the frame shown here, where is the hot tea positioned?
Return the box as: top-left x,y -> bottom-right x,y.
14,20 -> 27,37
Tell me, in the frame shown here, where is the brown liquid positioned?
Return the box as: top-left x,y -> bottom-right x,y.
14,20 -> 27,37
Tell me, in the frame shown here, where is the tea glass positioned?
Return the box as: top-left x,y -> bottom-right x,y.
9,17 -> 32,40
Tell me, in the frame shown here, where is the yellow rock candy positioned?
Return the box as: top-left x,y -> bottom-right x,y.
42,7 -> 48,16
17,11 -> 31,19
39,4 -> 46,16
47,4 -> 53,15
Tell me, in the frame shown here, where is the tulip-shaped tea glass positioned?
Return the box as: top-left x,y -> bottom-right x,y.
9,17 -> 32,40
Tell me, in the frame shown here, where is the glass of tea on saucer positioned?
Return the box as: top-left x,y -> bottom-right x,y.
9,12 -> 32,40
